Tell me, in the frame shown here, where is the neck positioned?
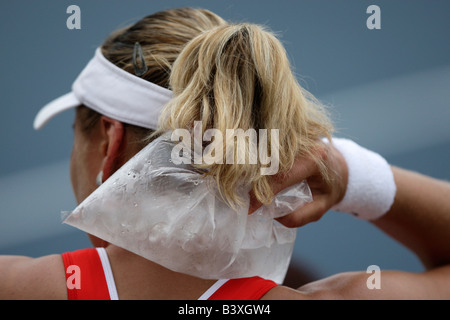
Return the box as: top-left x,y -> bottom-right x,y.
105,245 -> 217,299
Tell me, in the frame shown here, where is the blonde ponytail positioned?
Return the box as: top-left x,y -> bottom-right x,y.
156,23 -> 333,208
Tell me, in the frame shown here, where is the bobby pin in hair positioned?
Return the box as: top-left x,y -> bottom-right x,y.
133,42 -> 148,77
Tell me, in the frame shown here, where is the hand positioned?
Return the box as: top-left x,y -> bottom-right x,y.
249,140 -> 349,228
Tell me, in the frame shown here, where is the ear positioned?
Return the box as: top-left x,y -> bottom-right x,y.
99,116 -> 125,182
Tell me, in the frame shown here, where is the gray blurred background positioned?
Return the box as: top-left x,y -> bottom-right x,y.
1,0 -> 449,285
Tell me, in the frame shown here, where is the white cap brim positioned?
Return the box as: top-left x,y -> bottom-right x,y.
33,48 -> 173,131
33,92 -> 80,130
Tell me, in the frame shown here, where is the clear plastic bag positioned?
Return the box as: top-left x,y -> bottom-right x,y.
63,133 -> 312,283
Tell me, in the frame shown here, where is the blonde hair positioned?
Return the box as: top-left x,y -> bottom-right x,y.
79,8 -> 226,143
155,24 -> 333,208
102,8 -> 227,88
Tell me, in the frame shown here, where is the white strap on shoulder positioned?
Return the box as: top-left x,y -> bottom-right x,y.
197,279 -> 229,300
96,247 -> 119,300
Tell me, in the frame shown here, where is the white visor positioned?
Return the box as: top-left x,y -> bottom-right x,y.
33,48 -> 173,130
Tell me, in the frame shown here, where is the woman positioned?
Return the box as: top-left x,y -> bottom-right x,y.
1,7 -> 450,299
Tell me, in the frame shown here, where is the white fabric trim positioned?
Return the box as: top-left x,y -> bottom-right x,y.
330,138 -> 397,220
33,48 -> 173,130
96,247 -> 119,300
197,279 -> 229,300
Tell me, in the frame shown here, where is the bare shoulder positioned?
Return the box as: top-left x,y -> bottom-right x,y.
260,285 -> 310,300
262,266 -> 450,300
0,254 -> 67,299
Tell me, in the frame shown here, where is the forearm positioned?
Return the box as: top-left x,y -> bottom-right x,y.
271,140 -> 450,270
372,166 -> 450,269
329,138 -> 450,269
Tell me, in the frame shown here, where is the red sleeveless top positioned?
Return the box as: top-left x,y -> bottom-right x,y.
62,248 -> 277,300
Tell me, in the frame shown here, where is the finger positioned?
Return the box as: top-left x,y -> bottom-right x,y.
249,144 -> 329,215
276,193 -> 331,228
248,191 -> 261,214
270,154 -> 320,195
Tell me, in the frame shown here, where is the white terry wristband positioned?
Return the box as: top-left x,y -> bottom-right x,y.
330,138 -> 397,220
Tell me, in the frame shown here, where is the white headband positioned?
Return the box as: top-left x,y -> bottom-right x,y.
33,48 -> 173,130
